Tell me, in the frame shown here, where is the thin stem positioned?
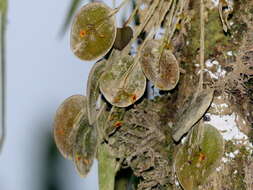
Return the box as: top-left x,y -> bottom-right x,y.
157,0 -> 187,72
199,0 -> 205,92
124,4 -> 138,26
195,0 -> 205,145
109,0 -> 130,17
122,0 -> 160,55
95,0 -> 130,31
0,0 -> 7,152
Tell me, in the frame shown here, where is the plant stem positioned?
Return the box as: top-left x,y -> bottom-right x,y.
0,0 -> 7,152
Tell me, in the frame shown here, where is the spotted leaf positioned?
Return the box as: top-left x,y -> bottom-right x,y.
71,2 -> 117,61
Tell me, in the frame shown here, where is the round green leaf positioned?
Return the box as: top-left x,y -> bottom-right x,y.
140,39 -> 180,90
99,51 -> 146,107
175,124 -> 224,190
87,59 -> 107,125
71,2 -> 117,61
53,95 -> 85,159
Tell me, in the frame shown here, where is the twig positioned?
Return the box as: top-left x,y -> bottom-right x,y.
124,4 -> 138,26
0,0 -> 7,152
195,0 -> 205,145
122,0 -> 160,55
199,0 -> 205,92
157,0 -> 188,72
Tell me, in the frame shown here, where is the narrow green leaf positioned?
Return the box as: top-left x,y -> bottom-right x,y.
172,89 -> 214,142
0,0 -> 7,152
87,59 -> 107,125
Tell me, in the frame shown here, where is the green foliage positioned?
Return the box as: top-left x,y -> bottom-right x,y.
0,0 -> 7,13
54,0 -> 253,189
70,2 -> 117,61
87,59 -> 107,125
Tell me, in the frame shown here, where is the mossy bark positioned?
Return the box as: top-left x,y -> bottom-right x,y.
169,0 -> 253,189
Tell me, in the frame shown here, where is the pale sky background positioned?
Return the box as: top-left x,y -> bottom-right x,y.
0,0 -> 98,189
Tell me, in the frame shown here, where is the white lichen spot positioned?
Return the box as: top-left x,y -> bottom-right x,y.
226,152 -> 235,158
216,166 -> 222,172
205,113 -> 248,141
175,179 -> 180,186
227,51 -> 233,56
205,59 -> 218,68
211,0 -> 219,7
222,157 -> 229,163
233,149 -> 239,155
155,27 -> 165,39
181,136 -> 187,144
140,3 -> 148,10
202,59 -> 227,80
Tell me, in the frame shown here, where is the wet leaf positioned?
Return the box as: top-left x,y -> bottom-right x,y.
172,89 -> 214,142
98,143 -> 119,190
53,95 -> 85,159
71,2 -> 117,61
100,51 -> 146,107
175,124 -> 224,190
113,26 -> 133,50
140,39 -> 180,90
71,109 -> 98,177
87,59 -> 108,125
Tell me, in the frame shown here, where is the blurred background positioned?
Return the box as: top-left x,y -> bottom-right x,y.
0,0 -> 112,189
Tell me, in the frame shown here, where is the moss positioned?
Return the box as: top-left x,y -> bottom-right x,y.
224,140 -> 237,153
182,0 -> 252,65
229,146 -> 250,190
184,5 -> 230,61
222,142 -> 252,190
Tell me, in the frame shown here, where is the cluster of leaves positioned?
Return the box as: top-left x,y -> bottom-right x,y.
53,1 -> 229,190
